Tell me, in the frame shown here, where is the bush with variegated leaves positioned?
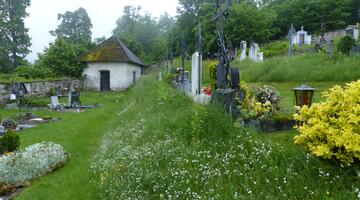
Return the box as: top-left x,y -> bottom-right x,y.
294,80 -> 360,164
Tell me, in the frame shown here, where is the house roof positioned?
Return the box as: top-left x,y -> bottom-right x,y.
79,36 -> 145,66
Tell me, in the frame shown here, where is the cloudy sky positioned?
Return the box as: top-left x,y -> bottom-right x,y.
24,0 -> 180,63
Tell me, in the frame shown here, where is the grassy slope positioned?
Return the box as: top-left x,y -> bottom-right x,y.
0,91 -> 130,200
234,54 -> 360,82
91,75 -> 359,199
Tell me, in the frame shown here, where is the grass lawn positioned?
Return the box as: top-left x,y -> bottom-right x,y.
0,72 -> 358,199
0,91 -> 131,199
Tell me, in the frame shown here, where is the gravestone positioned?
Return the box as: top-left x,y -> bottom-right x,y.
211,89 -> 241,118
49,96 -> 60,108
240,41 -> 247,61
258,52 -> 264,61
249,43 -> 263,62
327,40 -> 334,57
216,64 -> 227,89
176,71 -> 191,94
288,24 -> 296,56
191,52 -> 202,95
230,68 -> 240,89
70,91 -> 81,107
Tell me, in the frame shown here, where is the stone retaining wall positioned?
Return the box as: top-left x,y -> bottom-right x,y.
0,79 -> 82,105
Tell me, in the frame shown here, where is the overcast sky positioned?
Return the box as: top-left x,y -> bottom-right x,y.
24,0 -> 179,63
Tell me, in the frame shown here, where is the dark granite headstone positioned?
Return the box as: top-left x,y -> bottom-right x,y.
211,88 -> 243,118
216,64 -> 227,89
230,67 -> 240,89
70,91 -> 81,107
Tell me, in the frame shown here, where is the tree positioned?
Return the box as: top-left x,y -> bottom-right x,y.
268,0 -> 352,38
0,0 -> 31,71
226,3 -> 277,44
50,7 -> 93,45
35,37 -> 86,78
94,36 -> 106,45
113,6 -> 173,64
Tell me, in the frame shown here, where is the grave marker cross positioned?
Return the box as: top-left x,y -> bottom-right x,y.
287,23 -> 296,56
181,39 -> 186,83
213,0 -> 232,89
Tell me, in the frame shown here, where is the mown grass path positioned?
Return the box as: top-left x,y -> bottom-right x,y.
1,91 -> 130,200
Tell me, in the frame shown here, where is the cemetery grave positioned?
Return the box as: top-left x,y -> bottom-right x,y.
0,0 -> 359,199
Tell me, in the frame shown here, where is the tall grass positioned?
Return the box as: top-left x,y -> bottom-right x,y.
234,54 -> 360,82
91,75 -> 359,199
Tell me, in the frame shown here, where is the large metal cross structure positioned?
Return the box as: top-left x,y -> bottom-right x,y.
213,0 -> 232,89
287,23 -> 296,56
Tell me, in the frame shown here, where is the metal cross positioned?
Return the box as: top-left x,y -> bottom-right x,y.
181,39 -> 186,83
170,47 -> 173,72
165,48 -> 169,71
319,21 -> 326,43
213,0 -> 232,88
287,23 -> 296,56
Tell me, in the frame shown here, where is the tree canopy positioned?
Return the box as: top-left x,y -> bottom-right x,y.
113,6 -> 174,64
50,7 -> 93,45
0,0 -> 31,72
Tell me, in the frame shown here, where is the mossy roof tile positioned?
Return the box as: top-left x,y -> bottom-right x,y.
79,36 -> 145,66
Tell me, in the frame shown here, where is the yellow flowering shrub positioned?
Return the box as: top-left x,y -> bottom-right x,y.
294,80 -> 360,164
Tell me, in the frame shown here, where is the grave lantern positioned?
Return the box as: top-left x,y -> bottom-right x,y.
293,84 -> 316,107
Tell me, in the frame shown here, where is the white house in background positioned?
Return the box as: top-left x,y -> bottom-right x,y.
345,25 -> 359,41
79,36 -> 145,91
292,26 -> 312,45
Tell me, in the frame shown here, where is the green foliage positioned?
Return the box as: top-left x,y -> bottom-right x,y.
190,104 -> 208,143
0,0 -> 31,70
35,37 -> 87,78
23,96 -> 48,107
336,36 -> 356,55
113,6 -> 174,64
294,80 -> 360,164
15,65 -> 55,79
208,60 -> 217,90
50,7 -> 93,45
0,129 -> 20,153
235,54 -> 360,82
226,3 -> 278,44
255,85 -> 281,111
238,83 -> 280,121
1,119 -> 17,130
261,40 -> 289,58
91,75 -> 359,199
268,0 -> 352,38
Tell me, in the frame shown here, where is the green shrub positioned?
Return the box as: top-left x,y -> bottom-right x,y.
24,96 -> 49,107
15,65 -> 55,79
336,36 -> 356,55
0,129 -> 20,153
49,87 -> 57,96
294,80 -> 360,164
261,40 -> 289,58
208,60 -> 218,90
1,119 -> 17,130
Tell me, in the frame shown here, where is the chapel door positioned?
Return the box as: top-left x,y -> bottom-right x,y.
100,70 -> 110,91
133,71 -> 136,84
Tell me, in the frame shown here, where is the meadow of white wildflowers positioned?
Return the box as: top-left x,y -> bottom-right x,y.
91,77 -> 360,199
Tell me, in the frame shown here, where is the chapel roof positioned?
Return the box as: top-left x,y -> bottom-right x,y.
79,36 -> 145,66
